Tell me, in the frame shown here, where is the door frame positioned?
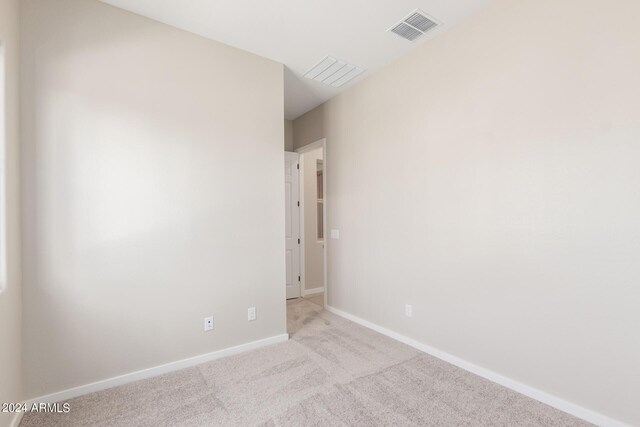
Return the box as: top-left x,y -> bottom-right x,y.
296,138 -> 327,308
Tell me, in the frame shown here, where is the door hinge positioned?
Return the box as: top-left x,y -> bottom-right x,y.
298,275 -> 301,282
297,201 -> 300,207
298,238 -> 300,244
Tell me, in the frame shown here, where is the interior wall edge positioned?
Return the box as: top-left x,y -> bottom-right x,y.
326,305 -> 627,427
23,334 -> 288,404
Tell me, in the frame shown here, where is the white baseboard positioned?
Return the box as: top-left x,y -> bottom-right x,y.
325,305 -> 626,427
302,287 -> 324,297
24,333 -> 289,406
10,412 -> 23,427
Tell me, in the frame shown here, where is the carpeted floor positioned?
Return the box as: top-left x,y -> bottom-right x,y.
302,292 -> 324,308
21,299 -> 590,426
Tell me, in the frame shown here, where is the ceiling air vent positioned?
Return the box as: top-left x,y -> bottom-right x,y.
303,56 -> 365,88
388,9 -> 439,42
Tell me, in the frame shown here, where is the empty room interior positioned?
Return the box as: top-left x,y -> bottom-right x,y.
1,0 -> 639,426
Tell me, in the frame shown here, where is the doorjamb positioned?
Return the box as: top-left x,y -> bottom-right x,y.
295,138 -> 327,308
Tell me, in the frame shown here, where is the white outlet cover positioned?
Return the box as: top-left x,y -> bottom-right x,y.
330,229 -> 340,240
405,304 -> 413,318
248,307 -> 256,321
204,316 -> 214,331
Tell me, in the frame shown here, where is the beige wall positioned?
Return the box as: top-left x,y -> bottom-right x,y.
294,0 -> 640,424
302,148 -> 324,292
0,0 -> 22,425
21,0 -> 285,399
292,106 -> 323,151
284,119 -> 293,151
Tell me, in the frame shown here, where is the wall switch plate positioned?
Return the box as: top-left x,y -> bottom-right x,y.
405,304 -> 413,318
248,307 -> 256,321
204,316 -> 214,331
330,229 -> 340,240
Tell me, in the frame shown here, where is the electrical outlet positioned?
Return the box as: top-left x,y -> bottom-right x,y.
405,304 -> 413,318
204,316 -> 214,331
248,307 -> 256,321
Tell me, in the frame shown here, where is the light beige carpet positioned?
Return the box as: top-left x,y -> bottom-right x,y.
21,299 -> 590,426
302,292 -> 324,308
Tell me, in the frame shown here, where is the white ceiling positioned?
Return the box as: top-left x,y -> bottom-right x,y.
99,0 -> 495,119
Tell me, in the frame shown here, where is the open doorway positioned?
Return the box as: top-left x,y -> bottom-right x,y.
297,141 -> 326,308
284,139 -> 327,336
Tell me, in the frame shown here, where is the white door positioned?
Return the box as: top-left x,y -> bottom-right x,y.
284,152 -> 301,299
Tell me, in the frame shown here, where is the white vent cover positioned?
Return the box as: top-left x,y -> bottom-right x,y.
388,9 -> 439,42
303,56 -> 365,88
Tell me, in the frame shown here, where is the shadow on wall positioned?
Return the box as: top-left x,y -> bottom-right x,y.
292,105 -> 325,151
